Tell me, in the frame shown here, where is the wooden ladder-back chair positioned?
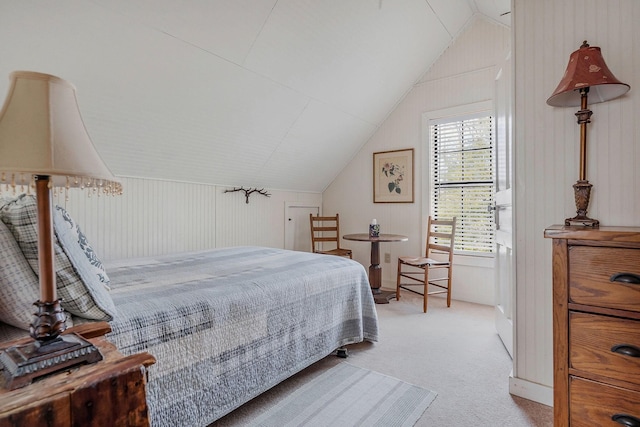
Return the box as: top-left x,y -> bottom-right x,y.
396,216 -> 456,312
309,214 -> 352,259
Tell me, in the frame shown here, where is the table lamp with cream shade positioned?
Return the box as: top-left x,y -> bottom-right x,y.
0,71 -> 122,389
547,41 -> 630,227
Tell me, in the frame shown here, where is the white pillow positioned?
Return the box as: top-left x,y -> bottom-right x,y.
54,205 -> 111,290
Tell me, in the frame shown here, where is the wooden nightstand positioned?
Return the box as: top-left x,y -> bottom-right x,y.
0,322 -> 155,427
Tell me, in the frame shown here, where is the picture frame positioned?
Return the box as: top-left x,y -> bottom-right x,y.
373,148 -> 414,203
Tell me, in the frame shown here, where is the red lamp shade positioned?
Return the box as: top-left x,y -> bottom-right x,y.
547,41 -> 629,107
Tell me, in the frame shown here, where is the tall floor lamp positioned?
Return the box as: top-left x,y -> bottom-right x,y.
0,71 -> 122,389
546,41 -> 629,227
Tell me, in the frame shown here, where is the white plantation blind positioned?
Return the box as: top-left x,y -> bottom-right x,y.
430,114 -> 495,253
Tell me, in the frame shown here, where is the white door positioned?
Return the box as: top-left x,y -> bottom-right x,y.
494,52 -> 514,358
284,203 -> 320,252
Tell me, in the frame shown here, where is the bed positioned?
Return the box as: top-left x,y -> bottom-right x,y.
0,195 -> 379,426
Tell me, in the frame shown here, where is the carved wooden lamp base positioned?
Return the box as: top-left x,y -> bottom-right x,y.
0,334 -> 103,390
565,180 -> 599,227
0,300 -> 103,390
565,215 -> 599,227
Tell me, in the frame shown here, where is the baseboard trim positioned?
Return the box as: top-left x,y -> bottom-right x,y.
509,374 -> 553,407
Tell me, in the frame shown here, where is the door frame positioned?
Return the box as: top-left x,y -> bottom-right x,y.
421,100 -> 499,303
284,202 -> 320,252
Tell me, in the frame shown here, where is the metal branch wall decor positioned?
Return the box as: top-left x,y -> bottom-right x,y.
224,187 -> 271,204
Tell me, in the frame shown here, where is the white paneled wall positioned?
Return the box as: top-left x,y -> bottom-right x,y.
512,0 -> 640,404
1,176 -> 321,262
324,17 -> 509,305
52,177 -> 217,260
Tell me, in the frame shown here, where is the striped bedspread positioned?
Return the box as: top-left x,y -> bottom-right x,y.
101,246 -> 379,426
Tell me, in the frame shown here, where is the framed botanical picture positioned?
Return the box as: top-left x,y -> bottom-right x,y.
373,148 -> 414,203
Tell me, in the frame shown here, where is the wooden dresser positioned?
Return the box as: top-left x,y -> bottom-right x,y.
0,322 -> 155,427
545,225 -> 640,427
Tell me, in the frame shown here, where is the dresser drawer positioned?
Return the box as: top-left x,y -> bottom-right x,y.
569,246 -> 640,312
570,376 -> 640,427
570,312 -> 640,386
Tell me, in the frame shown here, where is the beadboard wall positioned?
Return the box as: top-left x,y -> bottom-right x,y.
0,176 -> 321,261
512,0 -> 640,404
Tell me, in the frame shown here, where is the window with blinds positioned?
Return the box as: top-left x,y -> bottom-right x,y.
430,114 -> 494,254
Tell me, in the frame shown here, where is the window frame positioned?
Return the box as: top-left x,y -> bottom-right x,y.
422,101 -> 495,258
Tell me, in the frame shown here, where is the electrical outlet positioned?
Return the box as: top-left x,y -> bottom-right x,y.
384,253 -> 391,263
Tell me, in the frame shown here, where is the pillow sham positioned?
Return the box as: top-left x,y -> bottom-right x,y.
53,205 -> 111,289
0,217 -> 40,329
0,194 -> 116,321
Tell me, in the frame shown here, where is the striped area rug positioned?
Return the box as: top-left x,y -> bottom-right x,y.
247,363 -> 437,427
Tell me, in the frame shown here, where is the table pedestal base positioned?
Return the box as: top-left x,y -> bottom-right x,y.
373,289 -> 397,304
342,233 -> 408,306
368,241 -> 396,304
368,259 -> 392,304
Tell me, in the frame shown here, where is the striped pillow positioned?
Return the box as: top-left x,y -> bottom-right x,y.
0,194 -> 116,321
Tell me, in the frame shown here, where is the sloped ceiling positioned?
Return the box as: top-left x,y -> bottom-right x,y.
0,0 -> 509,192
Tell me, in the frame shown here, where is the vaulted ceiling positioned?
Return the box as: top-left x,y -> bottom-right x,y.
0,0 -> 509,192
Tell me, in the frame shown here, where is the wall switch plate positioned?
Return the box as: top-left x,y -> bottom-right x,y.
384,253 -> 391,263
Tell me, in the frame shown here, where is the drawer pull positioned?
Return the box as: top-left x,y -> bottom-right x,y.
611,344 -> 640,358
610,272 -> 640,284
612,413 -> 640,427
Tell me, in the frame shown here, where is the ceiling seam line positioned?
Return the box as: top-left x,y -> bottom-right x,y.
260,98 -> 312,170
424,0 -> 453,38
416,65 -> 496,87
152,31 -> 377,128
241,0 -> 280,67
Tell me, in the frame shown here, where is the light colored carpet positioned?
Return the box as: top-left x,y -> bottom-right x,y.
214,292 -> 553,427
245,362 -> 437,427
